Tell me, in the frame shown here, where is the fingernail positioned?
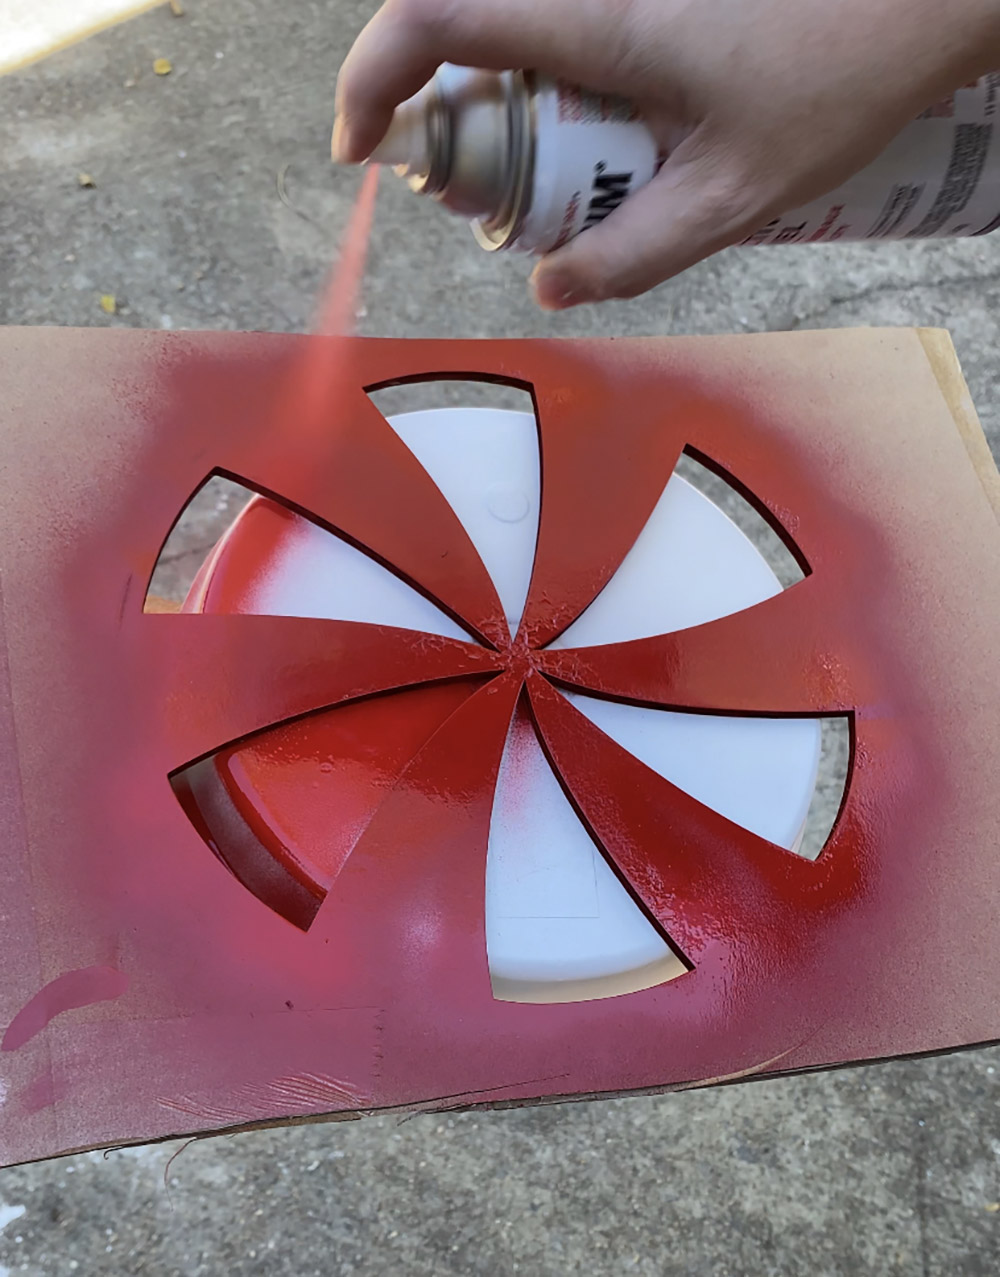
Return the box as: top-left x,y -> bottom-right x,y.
531,267 -> 584,311
332,116 -> 350,163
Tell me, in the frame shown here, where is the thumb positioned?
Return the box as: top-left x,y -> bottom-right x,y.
531,144 -> 768,308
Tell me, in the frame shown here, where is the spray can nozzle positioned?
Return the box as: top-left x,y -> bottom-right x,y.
368,84 -> 435,175
349,65 -> 661,254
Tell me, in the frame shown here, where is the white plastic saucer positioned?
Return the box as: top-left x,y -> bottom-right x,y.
213,407 -> 821,1003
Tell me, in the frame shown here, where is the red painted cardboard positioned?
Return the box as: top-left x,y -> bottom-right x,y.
0,325 -> 999,1166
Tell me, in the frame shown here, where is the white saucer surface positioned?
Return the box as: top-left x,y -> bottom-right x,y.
229,406 -> 822,1003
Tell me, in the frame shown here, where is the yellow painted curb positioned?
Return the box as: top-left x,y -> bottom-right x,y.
0,0 -> 167,77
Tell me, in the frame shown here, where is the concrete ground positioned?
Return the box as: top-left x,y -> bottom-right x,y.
3,2 -> 1000,1274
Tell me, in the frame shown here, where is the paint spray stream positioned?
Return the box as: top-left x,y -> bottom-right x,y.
313,163 -> 381,339
276,165 -> 381,449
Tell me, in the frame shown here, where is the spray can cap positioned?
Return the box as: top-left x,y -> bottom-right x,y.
367,66 -> 533,247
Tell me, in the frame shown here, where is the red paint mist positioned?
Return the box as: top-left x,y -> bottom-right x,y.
290,164 -> 381,436
314,164 -> 380,338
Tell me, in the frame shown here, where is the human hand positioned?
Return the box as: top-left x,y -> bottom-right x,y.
334,0 -> 1000,306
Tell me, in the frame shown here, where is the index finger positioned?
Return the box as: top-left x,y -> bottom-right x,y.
334,0 -> 634,162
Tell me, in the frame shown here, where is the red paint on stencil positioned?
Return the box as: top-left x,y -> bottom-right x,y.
158,334 -> 900,1090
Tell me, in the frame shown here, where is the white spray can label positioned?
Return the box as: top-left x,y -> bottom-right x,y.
744,74 -> 1000,243
515,78 -> 661,254
372,67 -> 1000,252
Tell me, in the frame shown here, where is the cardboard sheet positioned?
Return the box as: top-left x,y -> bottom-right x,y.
0,326 -> 999,1165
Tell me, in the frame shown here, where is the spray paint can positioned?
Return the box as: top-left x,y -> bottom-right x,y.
368,66 -> 1000,253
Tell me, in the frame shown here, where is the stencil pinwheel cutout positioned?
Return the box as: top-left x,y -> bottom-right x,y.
162,356 -> 856,1007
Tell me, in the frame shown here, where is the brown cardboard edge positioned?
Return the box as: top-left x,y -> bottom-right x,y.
10,1033 -> 1000,1171
918,328 -> 1000,521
